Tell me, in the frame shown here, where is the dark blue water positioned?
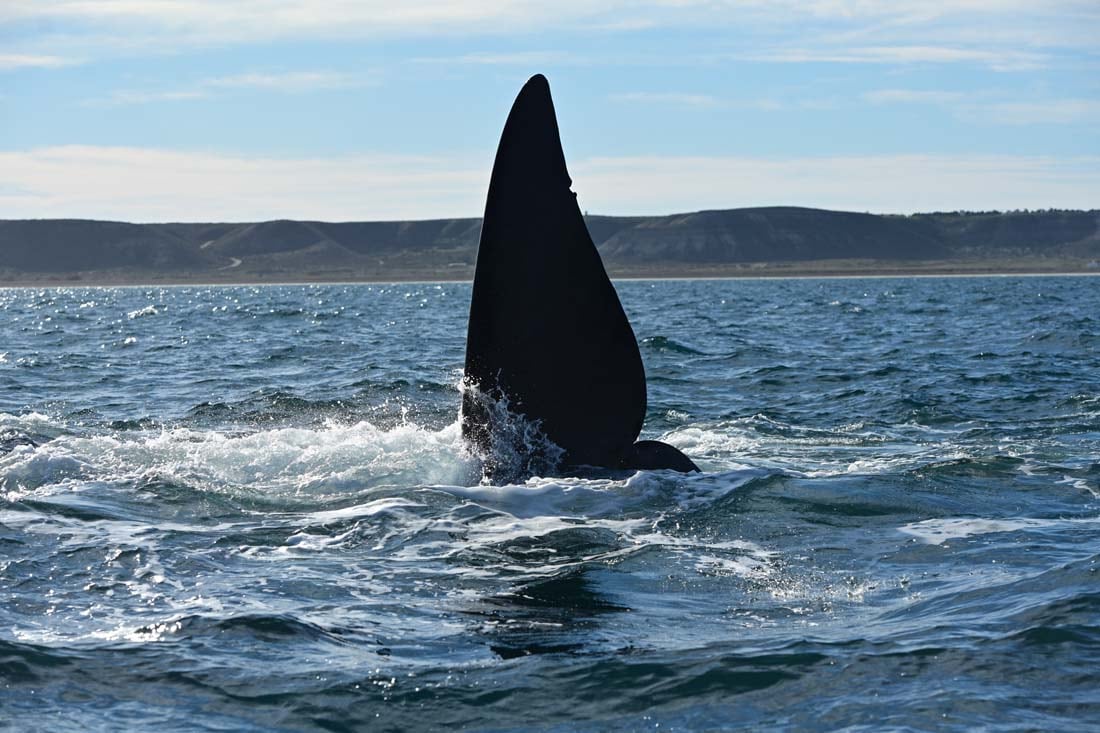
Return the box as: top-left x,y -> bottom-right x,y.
2,277 -> 1098,731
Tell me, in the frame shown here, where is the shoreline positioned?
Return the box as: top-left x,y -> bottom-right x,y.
1,261 -> 1098,289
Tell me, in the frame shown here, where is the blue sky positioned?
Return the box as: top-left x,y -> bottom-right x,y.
2,1 -> 1098,221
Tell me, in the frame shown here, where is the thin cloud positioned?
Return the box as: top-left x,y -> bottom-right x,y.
3,145 -> 1098,222
748,45 -> 1048,71
100,89 -> 210,105
4,0 -> 1081,34
0,145 -> 487,222
611,93 -> 838,111
980,99 -> 1100,125
204,71 -> 370,91
864,88 -> 1100,125
573,153 -> 1100,215
611,92 -> 721,107
2,1 -> 1092,70
863,89 -> 967,104
90,70 -> 373,106
0,53 -> 80,70
412,51 -> 579,66
0,1 -> 611,47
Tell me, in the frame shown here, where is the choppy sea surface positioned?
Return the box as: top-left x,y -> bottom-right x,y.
2,276 -> 1098,732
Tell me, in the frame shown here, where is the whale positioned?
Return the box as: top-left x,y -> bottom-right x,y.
461,74 -> 698,480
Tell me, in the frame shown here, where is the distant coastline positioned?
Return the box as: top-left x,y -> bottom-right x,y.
2,262 -> 1098,289
2,206 -> 1097,287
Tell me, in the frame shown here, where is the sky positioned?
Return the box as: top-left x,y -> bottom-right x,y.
1,1 -> 1098,222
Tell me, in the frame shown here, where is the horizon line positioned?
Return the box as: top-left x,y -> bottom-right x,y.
3,204 -> 1095,226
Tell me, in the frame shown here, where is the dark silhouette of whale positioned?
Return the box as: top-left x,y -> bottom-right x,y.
461,74 -> 698,479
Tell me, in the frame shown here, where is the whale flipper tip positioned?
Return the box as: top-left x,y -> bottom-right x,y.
622,440 -> 700,473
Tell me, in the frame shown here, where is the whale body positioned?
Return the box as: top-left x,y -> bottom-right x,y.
461,74 -> 698,480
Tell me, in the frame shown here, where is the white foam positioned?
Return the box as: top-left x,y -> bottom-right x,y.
1055,472 -> 1100,498
0,411 -> 66,435
443,475 -> 651,520
458,377 -> 564,481
126,305 -> 159,319
1,447 -> 89,497
899,515 -> 1100,544
663,423 -> 964,477
1,419 -> 480,500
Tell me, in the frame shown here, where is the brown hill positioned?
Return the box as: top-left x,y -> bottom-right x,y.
2,208 -> 1097,282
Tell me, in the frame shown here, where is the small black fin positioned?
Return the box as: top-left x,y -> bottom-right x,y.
621,440 -> 700,473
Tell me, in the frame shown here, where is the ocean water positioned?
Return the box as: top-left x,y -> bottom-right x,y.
1,276 -> 1098,732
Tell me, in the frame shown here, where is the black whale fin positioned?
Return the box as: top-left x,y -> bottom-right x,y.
462,74 -> 698,476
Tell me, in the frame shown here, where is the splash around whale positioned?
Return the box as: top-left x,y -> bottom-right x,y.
460,74 -> 699,481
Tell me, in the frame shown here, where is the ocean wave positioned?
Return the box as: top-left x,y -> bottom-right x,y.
1,419 -> 479,503
898,515 -> 1100,545
639,336 -> 706,355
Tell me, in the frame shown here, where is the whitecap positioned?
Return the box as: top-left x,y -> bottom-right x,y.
899,515 -> 1100,544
